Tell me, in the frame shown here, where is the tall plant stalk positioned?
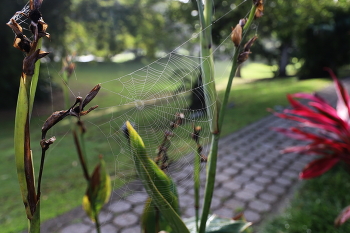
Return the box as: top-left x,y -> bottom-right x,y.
196,1 -> 258,232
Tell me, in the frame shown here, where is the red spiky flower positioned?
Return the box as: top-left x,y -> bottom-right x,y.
273,68 -> 350,179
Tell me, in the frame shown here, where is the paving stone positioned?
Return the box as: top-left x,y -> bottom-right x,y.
120,225 -> 142,233
224,199 -> 245,211
267,184 -> 286,196
176,186 -> 186,195
108,200 -> 132,214
113,213 -> 138,227
133,204 -> 144,214
259,193 -> 278,204
232,161 -> 247,169
216,173 -> 231,182
234,175 -> 251,184
235,189 -> 256,202
254,176 -> 272,185
242,169 -> 259,178
222,180 -> 242,192
99,224 -> 117,233
214,187 -> 232,199
126,192 -> 148,204
210,197 -> 221,210
261,169 -> 279,178
183,207 -> 196,218
223,167 -> 240,176
275,177 -> 293,187
282,170 -> 299,180
245,183 -> 264,194
251,163 -> 265,171
60,223 -> 91,233
179,194 -> 195,208
214,207 -> 234,218
244,209 -> 261,223
248,200 -> 271,213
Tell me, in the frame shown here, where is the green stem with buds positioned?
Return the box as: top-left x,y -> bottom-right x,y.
196,2 -> 257,233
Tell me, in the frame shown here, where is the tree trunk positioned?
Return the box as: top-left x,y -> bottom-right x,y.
278,42 -> 290,77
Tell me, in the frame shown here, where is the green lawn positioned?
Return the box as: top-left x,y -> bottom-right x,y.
259,164 -> 350,233
0,61 -> 332,232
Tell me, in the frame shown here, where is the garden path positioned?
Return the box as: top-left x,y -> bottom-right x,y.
37,78 -> 350,233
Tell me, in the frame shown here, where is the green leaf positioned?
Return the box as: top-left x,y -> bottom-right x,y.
14,77 -> 33,219
184,215 -> 252,233
29,38 -> 42,117
126,121 -> 189,233
82,157 -> 111,221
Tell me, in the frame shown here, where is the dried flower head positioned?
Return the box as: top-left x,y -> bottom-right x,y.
23,49 -> 49,75
237,36 -> 258,64
41,84 -> 101,139
7,19 -> 32,53
231,24 -> 242,47
254,0 -> 264,19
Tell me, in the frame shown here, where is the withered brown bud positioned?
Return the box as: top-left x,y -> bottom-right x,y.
164,130 -> 174,138
231,24 -> 242,47
7,19 -> 32,53
174,113 -> 185,126
82,84 -> 101,109
191,126 -> 202,143
254,0 -> 264,19
41,110 -> 69,139
200,154 -> 208,162
40,136 -> 56,150
244,36 -> 258,52
23,49 -> 49,75
237,51 -> 252,64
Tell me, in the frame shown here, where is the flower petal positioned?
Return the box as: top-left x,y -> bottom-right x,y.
335,205 -> 350,227
299,157 -> 339,179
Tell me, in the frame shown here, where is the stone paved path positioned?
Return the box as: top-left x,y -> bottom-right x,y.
37,79 -> 348,233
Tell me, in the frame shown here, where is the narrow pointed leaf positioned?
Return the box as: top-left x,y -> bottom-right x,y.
14,77 -> 33,219
29,39 -> 42,117
126,121 -> 189,233
300,157 -> 339,179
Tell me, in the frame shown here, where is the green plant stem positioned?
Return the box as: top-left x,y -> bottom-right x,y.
94,215 -> 101,233
194,147 -> 201,231
73,128 -> 90,181
197,2 -> 257,233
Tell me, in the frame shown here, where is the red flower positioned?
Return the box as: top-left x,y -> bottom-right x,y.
273,68 -> 350,179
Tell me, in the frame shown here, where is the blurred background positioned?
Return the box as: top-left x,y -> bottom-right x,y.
1,0 -> 350,109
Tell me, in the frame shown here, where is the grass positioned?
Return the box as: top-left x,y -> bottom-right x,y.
259,164 -> 350,233
0,60 -> 332,232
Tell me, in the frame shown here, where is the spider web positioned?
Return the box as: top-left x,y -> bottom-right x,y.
11,0 -> 260,222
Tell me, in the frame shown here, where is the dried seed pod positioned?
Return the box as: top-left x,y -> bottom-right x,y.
231,24 -> 242,47
191,126 -> 202,143
7,19 -> 32,53
41,110 -> 69,139
254,0 -> 264,19
40,136 -> 56,150
174,113 -> 185,126
82,84 -> 101,109
23,49 -> 49,75
237,51 -> 252,64
244,36 -> 258,52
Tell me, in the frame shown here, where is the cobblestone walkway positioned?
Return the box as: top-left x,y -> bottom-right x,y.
38,79 -> 348,233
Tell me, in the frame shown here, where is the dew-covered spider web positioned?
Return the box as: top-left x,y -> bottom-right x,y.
9,0 -> 261,221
